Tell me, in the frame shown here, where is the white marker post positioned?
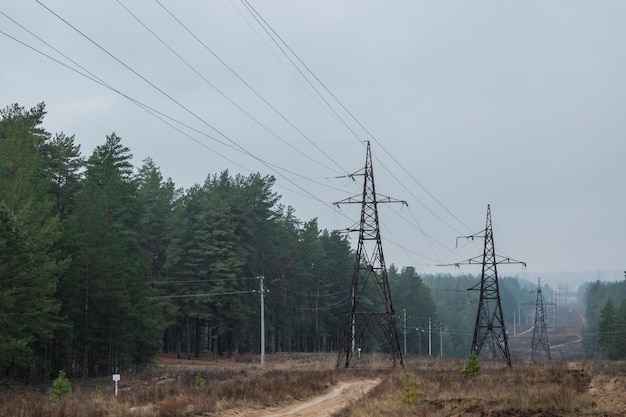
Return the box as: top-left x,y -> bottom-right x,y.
112,374 -> 120,397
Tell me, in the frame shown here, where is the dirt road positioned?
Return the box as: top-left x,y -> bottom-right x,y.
219,379 -> 380,417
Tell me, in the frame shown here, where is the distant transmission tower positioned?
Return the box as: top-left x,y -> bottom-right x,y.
335,141 -> 405,368
530,277 -> 551,360
443,204 -> 525,366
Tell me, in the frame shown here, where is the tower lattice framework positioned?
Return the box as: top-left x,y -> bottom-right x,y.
530,277 -> 551,360
473,204 -> 511,365
443,204 -> 524,366
335,141 -> 404,368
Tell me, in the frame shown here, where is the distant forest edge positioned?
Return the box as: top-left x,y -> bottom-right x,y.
1,103 -> 623,383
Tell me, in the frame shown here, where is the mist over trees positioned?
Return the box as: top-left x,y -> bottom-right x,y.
1,102 -> 618,383
580,279 -> 626,359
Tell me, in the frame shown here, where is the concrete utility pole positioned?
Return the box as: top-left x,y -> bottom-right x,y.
403,308 -> 407,355
440,323 -> 443,357
259,276 -> 265,366
416,328 -> 422,355
428,317 -> 432,356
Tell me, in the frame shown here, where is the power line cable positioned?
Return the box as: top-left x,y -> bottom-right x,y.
226,0 -> 338,124
1,11 -> 350,205
115,0 -> 343,177
148,290 -> 257,299
152,0 -> 348,177
32,1 -> 352,217
0,16 -> 256,174
239,0 -> 474,236
238,0 -> 366,143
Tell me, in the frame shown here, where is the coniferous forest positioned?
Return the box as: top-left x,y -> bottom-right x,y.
0,102 -> 363,381
1,102 -> 621,384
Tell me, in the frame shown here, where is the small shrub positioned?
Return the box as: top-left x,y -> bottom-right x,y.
195,373 -> 205,387
49,370 -> 72,401
401,373 -> 419,406
460,352 -> 481,376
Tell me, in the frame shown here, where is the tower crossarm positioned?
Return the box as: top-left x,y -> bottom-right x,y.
438,255 -> 526,268
334,195 -> 407,207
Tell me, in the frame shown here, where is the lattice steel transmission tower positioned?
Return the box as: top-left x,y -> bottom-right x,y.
530,277 -> 551,360
443,205 -> 525,366
335,141 -> 404,368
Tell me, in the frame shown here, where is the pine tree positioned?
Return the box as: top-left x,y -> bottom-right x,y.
598,299 -> 618,359
0,103 -> 64,380
68,133 -> 160,375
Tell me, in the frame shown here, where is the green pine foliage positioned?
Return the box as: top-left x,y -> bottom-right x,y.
48,370 -> 72,401
582,280 -> 626,359
401,373 -> 420,406
0,104 -> 64,381
460,352 -> 481,376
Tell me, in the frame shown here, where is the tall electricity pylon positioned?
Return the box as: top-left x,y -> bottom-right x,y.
530,277 -> 551,360
335,141 -> 405,368
442,205 -> 524,366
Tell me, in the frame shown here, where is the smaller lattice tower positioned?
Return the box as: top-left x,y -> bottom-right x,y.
441,204 -> 525,366
530,277 -> 551,360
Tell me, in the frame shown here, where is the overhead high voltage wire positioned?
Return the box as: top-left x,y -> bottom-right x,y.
242,0 -> 469,235
152,0 -> 349,177
7,2 -> 465,262
374,205 -> 442,265
148,290 -> 257,299
0,9 -> 269,178
234,4 -> 460,259
226,0 -> 340,126
149,277 -> 261,284
30,1 -> 353,212
0,15 -> 262,175
239,0 -> 474,236
35,0 -> 261,157
13,1 -> 460,260
0,10 -> 350,208
115,0 -> 343,177
237,0 -> 367,143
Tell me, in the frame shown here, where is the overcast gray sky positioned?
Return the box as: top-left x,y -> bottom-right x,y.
2,1 -> 625,286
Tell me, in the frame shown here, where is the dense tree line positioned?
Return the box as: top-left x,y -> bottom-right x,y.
6,102 -> 617,383
1,103 -> 440,382
0,103 -> 363,380
580,279 -> 626,359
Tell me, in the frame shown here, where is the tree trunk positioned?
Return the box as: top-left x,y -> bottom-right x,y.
194,318 -> 202,358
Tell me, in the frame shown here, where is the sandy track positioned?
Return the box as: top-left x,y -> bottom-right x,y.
219,379 -> 380,417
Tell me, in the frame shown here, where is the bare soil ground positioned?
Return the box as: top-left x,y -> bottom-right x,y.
217,379 -> 380,417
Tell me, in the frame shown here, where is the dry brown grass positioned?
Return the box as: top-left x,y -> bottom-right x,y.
0,354 -> 623,417
0,353 -> 353,417
335,356 -> 622,417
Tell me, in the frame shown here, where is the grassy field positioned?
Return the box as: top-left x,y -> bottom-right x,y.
0,353 -> 624,416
